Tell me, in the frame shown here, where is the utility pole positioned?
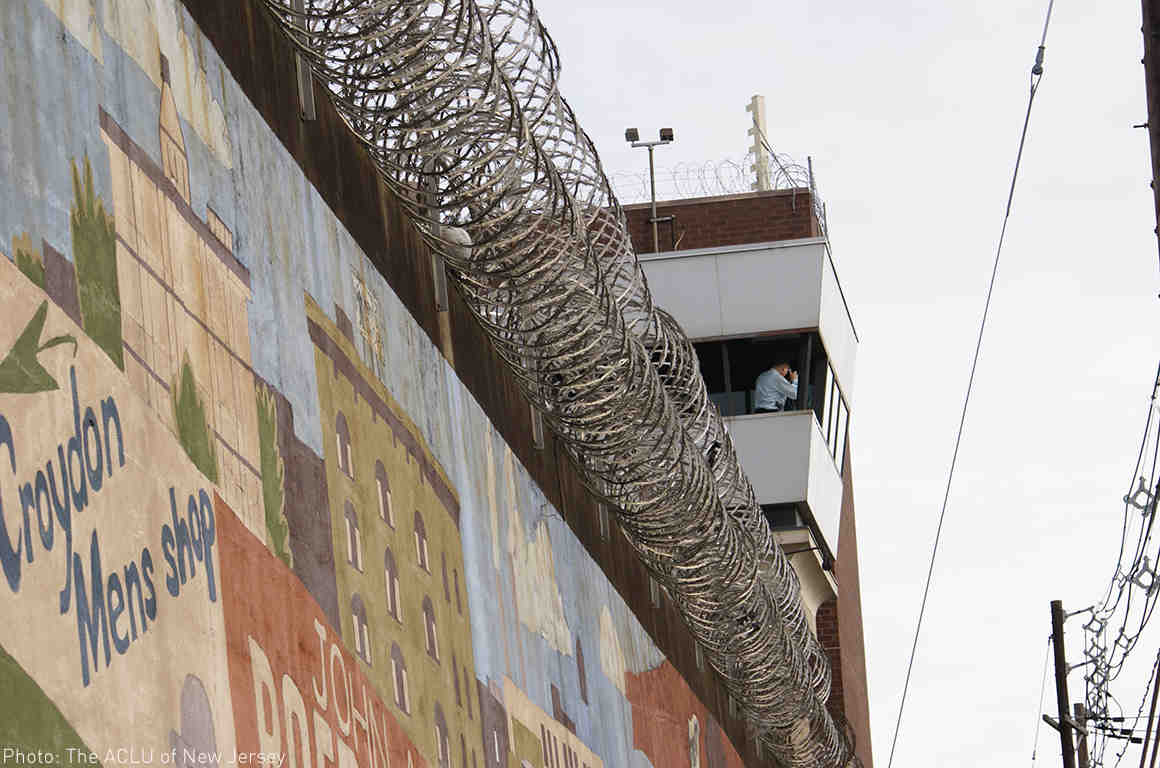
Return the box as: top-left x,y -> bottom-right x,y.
1074,703 -> 1089,768
1051,600 -> 1078,768
1139,0 -> 1160,263
1144,653 -> 1160,768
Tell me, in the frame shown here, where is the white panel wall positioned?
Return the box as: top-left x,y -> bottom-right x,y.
714,241 -> 823,335
806,417 -> 844,555
641,238 -> 854,360
819,252 -> 858,402
725,410 -> 843,559
639,251 -> 723,339
726,411 -> 812,503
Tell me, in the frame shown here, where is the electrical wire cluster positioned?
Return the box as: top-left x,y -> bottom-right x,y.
1082,362 -> 1160,766
260,0 -> 857,765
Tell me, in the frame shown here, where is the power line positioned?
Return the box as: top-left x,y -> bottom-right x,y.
1033,636 -> 1053,767
886,2 -> 1055,766
1082,364 -> 1160,767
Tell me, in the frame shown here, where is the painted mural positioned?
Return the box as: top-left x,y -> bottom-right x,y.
0,2 -> 749,768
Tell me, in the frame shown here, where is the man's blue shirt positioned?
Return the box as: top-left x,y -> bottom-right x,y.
754,368 -> 798,412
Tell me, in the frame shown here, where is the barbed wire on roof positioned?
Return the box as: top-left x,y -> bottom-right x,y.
608,150 -> 829,239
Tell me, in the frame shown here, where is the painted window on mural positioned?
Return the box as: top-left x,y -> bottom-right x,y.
453,653 -> 462,706
376,460 -> 393,526
391,643 -> 410,713
688,715 -> 702,768
423,595 -> 439,661
345,501 -> 363,571
454,569 -> 462,615
351,593 -> 371,664
336,411 -> 353,477
385,547 -> 402,621
465,666 -> 473,719
576,636 -> 588,704
414,510 -> 430,571
434,703 -> 451,768
442,553 -> 450,602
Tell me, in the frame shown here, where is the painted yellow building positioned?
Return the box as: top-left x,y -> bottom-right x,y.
307,295 -> 482,768
99,56 -> 263,541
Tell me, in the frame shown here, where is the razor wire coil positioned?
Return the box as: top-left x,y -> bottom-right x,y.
262,1 -> 858,765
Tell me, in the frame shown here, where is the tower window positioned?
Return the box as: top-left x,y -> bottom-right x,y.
336,411 -> 353,477
351,593 -> 370,664
376,460 -> 393,526
423,595 -> 440,661
434,703 -> 451,768
385,547 -> 402,621
344,502 -> 363,571
415,510 -> 430,571
391,643 -> 410,713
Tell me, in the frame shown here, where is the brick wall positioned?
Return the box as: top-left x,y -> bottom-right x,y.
835,440 -> 873,767
815,599 -> 845,723
622,189 -> 820,254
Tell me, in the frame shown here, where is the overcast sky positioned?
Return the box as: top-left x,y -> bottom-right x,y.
527,0 -> 1160,765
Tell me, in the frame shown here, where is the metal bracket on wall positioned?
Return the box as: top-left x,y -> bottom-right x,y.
431,249 -> 449,312
530,405 -> 545,449
291,0 -> 316,120
597,502 -> 610,540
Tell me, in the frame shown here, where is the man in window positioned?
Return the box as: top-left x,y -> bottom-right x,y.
753,361 -> 797,414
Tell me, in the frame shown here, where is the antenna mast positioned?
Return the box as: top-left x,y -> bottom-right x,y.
746,94 -> 771,191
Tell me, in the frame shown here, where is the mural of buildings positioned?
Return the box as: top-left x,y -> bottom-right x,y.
99,55 -> 263,542
308,295 -> 481,768
0,1 -> 851,767
501,677 -> 602,768
219,497 -> 425,768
